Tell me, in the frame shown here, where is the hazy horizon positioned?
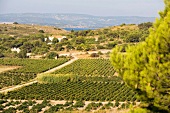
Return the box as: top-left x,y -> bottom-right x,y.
0,0 -> 164,17
0,13 -> 158,18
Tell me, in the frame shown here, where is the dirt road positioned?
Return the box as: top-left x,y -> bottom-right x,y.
43,56 -> 78,74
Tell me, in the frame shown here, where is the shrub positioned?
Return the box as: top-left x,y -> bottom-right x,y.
37,74 -> 79,84
73,101 -> 85,108
13,22 -> 18,24
90,53 -> 99,57
46,52 -> 59,59
115,100 -> 120,107
39,30 -> 45,33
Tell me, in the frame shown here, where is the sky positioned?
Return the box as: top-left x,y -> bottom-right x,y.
0,0 -> 164,17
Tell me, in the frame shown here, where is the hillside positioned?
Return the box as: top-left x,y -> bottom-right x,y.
0,23 -> 68,37
0,13 -> 155,28
0,22 -> 152,59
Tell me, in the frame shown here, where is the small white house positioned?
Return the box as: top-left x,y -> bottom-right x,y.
11,48 -> 21,53
95,37 -> 98,42
49,36 -> 54,41
26,53 -> 32,57
44,36 -> 54,45
47,42 -> 53,45
58,36 -> 67,42
44,38 -> 47,42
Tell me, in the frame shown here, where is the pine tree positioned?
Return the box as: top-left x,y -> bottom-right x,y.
110,0 -> 170,112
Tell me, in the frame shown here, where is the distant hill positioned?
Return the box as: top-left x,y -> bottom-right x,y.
0,13 -> 155,29
0,24 -> 68,37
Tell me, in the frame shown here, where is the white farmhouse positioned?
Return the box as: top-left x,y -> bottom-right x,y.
49,36 -> 54,41
44,38 -> 47,42
58,36 -> 67,42
95,37 -> 98,41
11,48 -> 21,53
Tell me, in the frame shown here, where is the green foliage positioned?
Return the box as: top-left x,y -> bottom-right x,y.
2,81 -> 136,101
138,22 -> 152,30
75,37 -> 85,44
13,22 -> 18,24
39,29 -> 45,33
90,53 -> 99,57
46,52 -> 59,59
55,43 -> 65,51
110,0 -> 170,112
1,107 -> 16,113
115,100 -> 120,107
17,49 -> 27,58
54,59 -> 115,77
125,31 -> 141,43
21,42 -> 34,53
37,74 -> 79,83
106,42 -> 117,49
52,38 -> 59,44
30,99 -> 49,112
0,53 -> 4,58
73,101 -> 85,108
130,107 -> 151,113
101,102 -> 114,110
85,102 -> 103,111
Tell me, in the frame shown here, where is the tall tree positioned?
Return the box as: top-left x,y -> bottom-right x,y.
110,0 -> 170,112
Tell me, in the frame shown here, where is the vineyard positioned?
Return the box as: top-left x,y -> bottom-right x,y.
0,58 -> 69,89
1,81 -> 137,101
0,58 -> 138,112
54,59 -> 116,77
0,99 -> 138,113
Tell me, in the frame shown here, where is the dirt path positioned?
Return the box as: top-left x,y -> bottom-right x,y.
0,56 -> 78,94
43,56 -> 78,74
1,99 -> 140,113
0,66 -> 21,73
0,81 -> 37,94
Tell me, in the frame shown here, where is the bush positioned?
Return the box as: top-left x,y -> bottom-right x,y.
106,42 -> 117,49
37,74 -> 80,84
0,53 -> 4,58
73,101 -> 85,108
39,30 -> 45,33
13,22 -> 18,24
115,100 -> 120,107
46,52 -> 59,59
90,53 -> 99,57
96,45 -> 105,49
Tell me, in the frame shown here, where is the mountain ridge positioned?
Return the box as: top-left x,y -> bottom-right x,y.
0,13 -> 155,28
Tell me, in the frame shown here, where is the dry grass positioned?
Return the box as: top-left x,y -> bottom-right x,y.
110,24 -> 138,31
0,24 -> 68,37
0,65 -> 21,73
57,109 -> 129,113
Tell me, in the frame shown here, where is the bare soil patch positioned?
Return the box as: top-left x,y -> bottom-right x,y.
0,65 -> 21,73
